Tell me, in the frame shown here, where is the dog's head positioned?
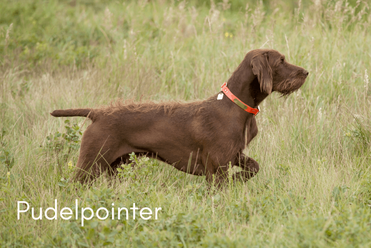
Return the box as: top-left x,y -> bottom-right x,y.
250,49 -> 308,96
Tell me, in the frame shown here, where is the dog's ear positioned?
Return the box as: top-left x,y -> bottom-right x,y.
251,53 -> 273,94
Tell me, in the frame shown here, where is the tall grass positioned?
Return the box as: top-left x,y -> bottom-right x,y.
1,0 -> 370,247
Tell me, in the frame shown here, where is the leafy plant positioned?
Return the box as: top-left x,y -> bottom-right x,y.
45,120 -> 82,177
117,152 -> 159,186
2,0 -> 371,247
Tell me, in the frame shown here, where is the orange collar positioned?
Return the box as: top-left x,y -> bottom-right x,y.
220,82 -> 260,116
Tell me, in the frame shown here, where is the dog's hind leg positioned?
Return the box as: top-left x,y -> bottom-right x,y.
232,153 -> 259,182
73,147 -> 114,184
72,124 -> 120,184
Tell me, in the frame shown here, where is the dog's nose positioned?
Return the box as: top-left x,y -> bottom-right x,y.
303,70 -> 309,76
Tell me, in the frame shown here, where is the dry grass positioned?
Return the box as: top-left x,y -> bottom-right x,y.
0,0 -> 370,247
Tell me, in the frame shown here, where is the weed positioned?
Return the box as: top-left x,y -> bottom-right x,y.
117,152 -> 160,187
1,0 -> 371,247
45,120 -> 82,177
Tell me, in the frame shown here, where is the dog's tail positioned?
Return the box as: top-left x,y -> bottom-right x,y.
50,108 -> 94,119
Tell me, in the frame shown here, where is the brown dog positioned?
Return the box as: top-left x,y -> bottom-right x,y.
51,49 -> 308,185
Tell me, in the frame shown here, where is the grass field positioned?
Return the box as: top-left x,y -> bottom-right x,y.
1,0 -> 371,247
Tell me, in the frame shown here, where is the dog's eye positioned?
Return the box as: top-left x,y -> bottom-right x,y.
280,58 -> 284,63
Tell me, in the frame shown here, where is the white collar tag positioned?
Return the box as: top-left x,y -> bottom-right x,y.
217,93 -> 224,100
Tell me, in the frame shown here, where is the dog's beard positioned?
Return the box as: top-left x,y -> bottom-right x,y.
275,71 -> 307,96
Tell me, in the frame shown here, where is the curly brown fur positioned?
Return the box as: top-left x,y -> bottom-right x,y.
51,49 -> 308,186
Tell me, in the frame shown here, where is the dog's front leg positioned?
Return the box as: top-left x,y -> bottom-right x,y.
205,164 -> 230,189
232,153 -> 259,182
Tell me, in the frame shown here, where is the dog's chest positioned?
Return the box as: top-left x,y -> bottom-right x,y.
244,117 -> 258,146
